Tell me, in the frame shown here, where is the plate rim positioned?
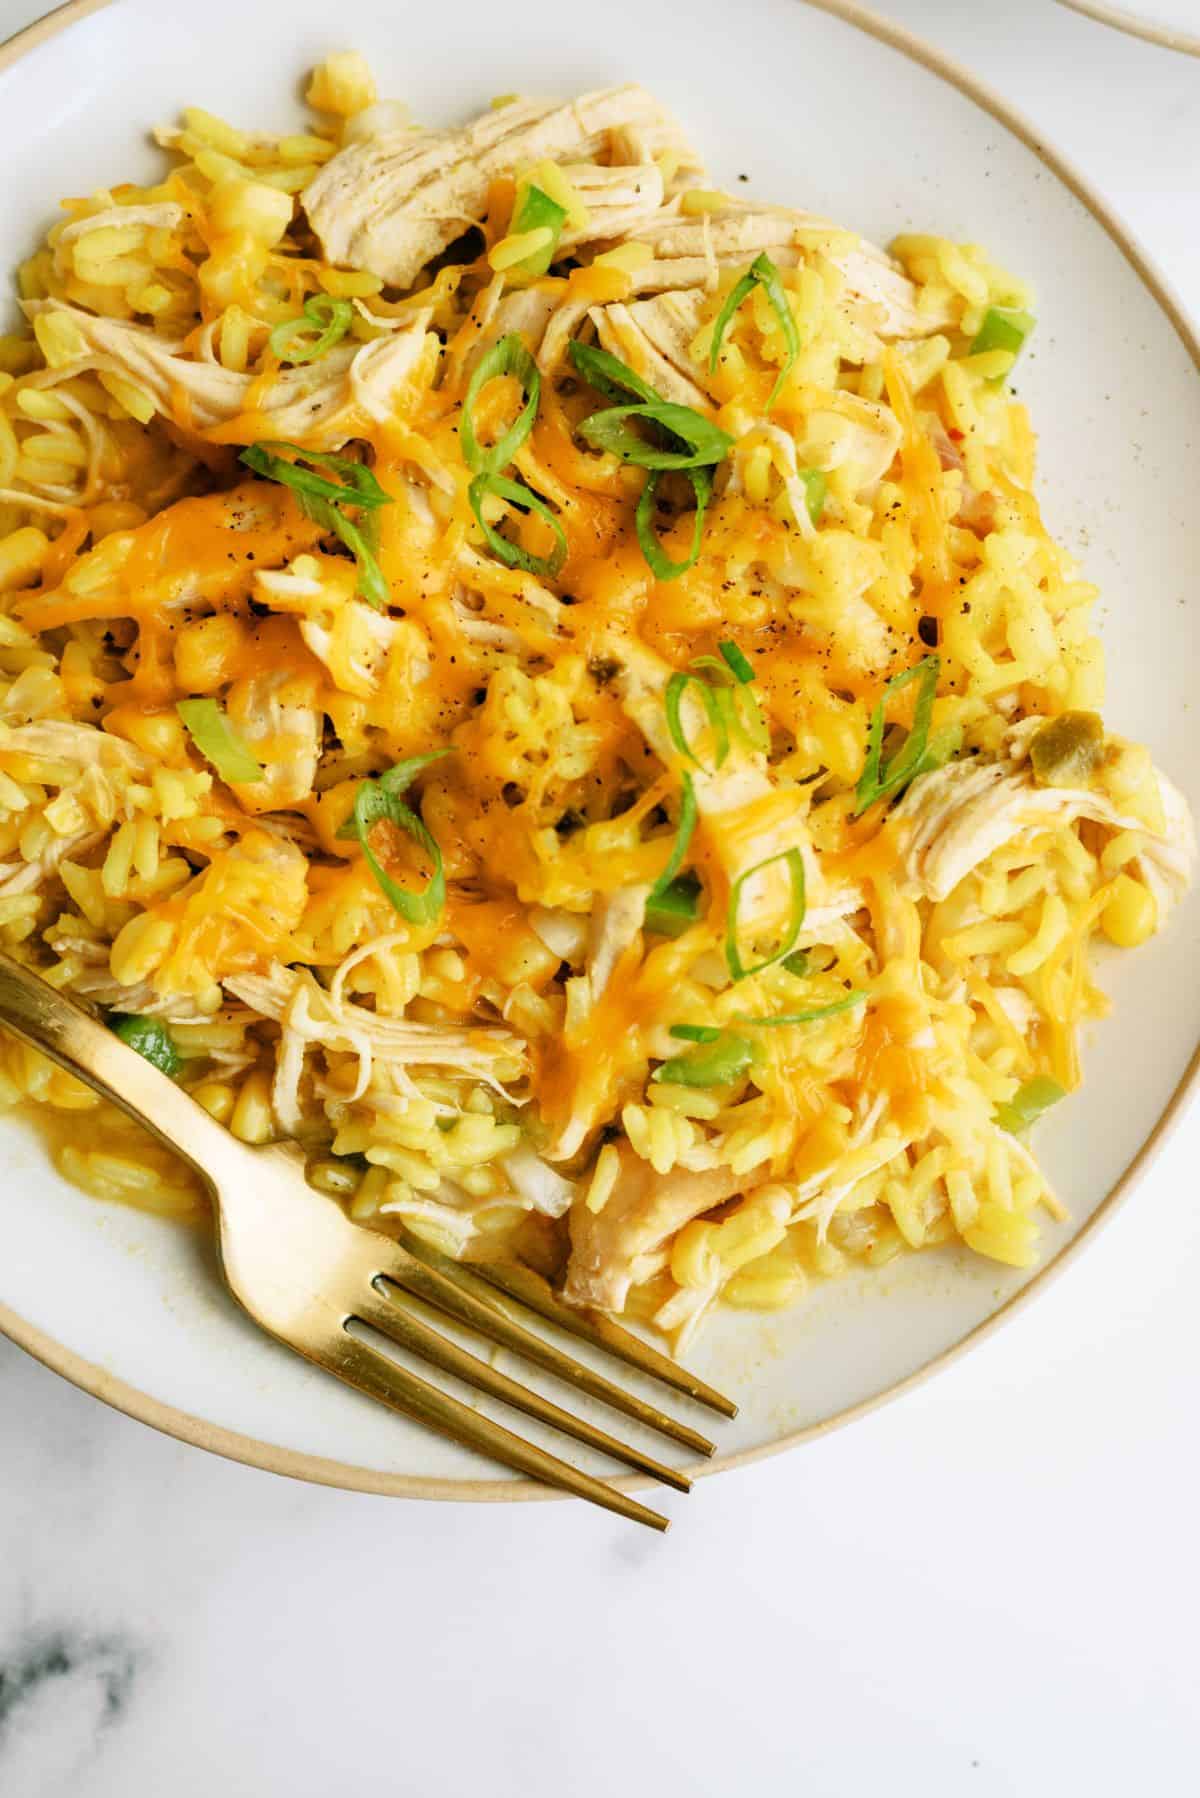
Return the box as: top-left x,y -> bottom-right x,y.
1,0 -> 1197,1503
1056,0 -> 1200,57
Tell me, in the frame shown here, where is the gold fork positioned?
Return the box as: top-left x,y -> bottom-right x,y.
0,954 -> 736,1529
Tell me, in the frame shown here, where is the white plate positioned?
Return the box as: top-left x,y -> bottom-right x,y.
1,0 -> 1198,1501
1058,1 -> 1200,55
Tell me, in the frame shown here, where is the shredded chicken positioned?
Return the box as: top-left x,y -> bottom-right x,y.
590,290 -> 711,408
226,963 -> 527,1092
500,1141 -> 576,1218
223,670 -> 322,813
565,1144 -> 752,1310
0,719 -> 147,771
892,746 -> 1180,903
27,298 -> 432,445
614,202 -> 951,339
298,602 -> 405,698
558,159 -> 666,249
302,85 -> 701,290
546,885 -> 652,1163
0,829 -> 104,896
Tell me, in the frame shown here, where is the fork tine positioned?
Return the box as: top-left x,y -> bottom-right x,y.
370,1232 -> 716,1458
357,1282 -> 691,1493
467,1256 -> 739,1419
325,1330 -> 670,1530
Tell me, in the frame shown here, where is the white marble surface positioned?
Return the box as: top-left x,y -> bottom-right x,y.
2,1 -> 1199,1792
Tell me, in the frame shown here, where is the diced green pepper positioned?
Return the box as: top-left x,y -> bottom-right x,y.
644,873 -> 702,937
994,1075 -> 1065,1135
508,183 -> 567,276
970,306 -> 1035,359
652,1033 -> 755,1088
799,467 -> 826,524
109,1013 -> 182,1080
1029,711 -> 1104,788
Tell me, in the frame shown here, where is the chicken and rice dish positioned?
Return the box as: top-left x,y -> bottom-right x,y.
0,56 -> 1192,1348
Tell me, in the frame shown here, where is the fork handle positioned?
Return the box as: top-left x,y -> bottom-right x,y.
0,952 -> 231,1188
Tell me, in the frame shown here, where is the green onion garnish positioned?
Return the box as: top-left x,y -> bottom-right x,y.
343,753 -> 450,925
694,647 -> 769,757
468,471 -> 567,578
268,293 -> 353,365
579,401 -> 733,472
854,654 -> 941,815
335,749 -> 451,839
460,332 -> 541,477
669,1023 -> 721,1043
718,639 -> 754,684
994,1075 -> 1064,1136
665,671 -> 729,772
799,467 -> 826,524
970,307 -> 1035,360
569,342 -> 724,575
240,442 -> 390,512
507,184 -> 567,277
644,873 -> 702,938
176,697 -> 264,785
725,847 -> 806,982
736,992 -> 867,1028
652,1033 -> 755,1088
708,252 -> 799,408
647,772 -> 697,901
109,1012 -> 181,1079
635,467 -> 711,582
239,441 -> 391,609
567,340 -> 661,406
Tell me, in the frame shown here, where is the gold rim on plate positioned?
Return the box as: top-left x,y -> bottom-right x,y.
1,0 -> 1198,1504
1057,0 -> 1200,57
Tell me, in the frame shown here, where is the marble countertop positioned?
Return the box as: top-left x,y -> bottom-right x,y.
3,1 -> 1199,1792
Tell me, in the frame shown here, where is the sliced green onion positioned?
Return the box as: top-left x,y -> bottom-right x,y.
994,1075 -> 1065,1136
239,441 -> 391,608
345,760 -> 446,925
669,1022 -> 721,1043
109,1012 -> 181,1079
508,184 -> 567,276
460,333 -> 541,477
635,466 -> 711,581
336,750 -> 451,840
567,340 -> 662,406
709,252 -> 799,408
177,697 -> 264,784
652,1033 -> 755,1088
665,671 -> 729,772
303,492 -> 389,609
736,992 -> 867,1028
713,683 -> 769,758
648,773 -> 697,900
579,402 -> 733,472
718,639 -> 754,684
799,467 -> 826,524
239,442 -> 390,511
468,471 -> 567,578
269,293 -> 353,365
854,654 -> 941,815
644,873 -> 701,937
971,307 -> 1035,360
725,847 -> 806,982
